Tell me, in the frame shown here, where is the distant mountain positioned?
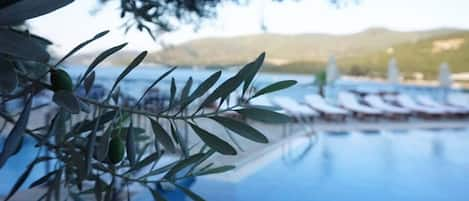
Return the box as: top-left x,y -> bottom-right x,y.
68,27 -> 469,78
148,27 -> 464,67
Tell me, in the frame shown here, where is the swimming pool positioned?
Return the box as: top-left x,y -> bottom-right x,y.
136,128 -> 469,201
2,128 -> 469,200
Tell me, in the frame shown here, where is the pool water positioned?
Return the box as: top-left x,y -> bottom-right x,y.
2,128 -> 469,201
139,128 -> 469,201
0,137 -> 48,193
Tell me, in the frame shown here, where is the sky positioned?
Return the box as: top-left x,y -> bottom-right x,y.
29,0 -> 469,55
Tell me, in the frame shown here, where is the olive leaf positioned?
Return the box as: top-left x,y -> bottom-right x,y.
168,78 -> 177,109
253,80 -> 297,98
56,30 -> 110,66
125,152 -> 162,174
188,123 -> 237,155
29,169 -> 60,189
78,99 -> 91,113
84,71 -> 96,95
179,71 -> 221,111
0,0 -> 73,25
173,183 -> 205,201
53,90 -> 81,114
187,149 -> 216,174
239,52 -> 265,95
84,109 -> 103,179
136,142 -> 151,162
141,159 -> 179,178
189,71 -> 221,101
170,122 -> 188,157
94,177 -> 105,201
113,127 -> 146,140
0,28 -> 50,62
210,116 -> 268,143
84,125 -> 99,180
53,110 -> 67,145
198,75 -> 243,110
15,60 -> 50,79
111,86 -> 120,104
103,183 -> 113,201
135,66 -> 177,106
149,118 -> 176,153
236,107 -> 291,124
5,157 -> 53,201
0,58 -> 18,94
77,43 -> 128,87
180,77 -> 193,103
108,51 -> 147,99
163,153 -> 205,179
126,121 -> 137,166
51,168 -> 63,201
194,165 -> 235,176
148,186 -> 168,201
96,126 -> 113,162
72,110 -> 117,133
0,96 -> 32,168
198,163 -> 214,172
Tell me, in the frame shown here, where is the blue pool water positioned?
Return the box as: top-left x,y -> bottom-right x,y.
0,137 -> 49,193
2,129 -> 469,200
136,128 -> 469,201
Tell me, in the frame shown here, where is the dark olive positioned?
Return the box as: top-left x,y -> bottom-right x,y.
50,69 -> 73,92
108,136 -> 125,164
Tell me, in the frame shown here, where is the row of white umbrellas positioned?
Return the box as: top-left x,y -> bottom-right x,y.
325,56 -> 453,88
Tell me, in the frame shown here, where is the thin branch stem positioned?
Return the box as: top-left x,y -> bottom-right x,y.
79,96 -> 242,120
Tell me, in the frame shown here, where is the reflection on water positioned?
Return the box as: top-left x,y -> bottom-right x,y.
324,131 -> 349,136
431,136 -> 444,160
360,129 -> 381,135
319,134 -> 334,181
388,129 -> 408,134
281,133 -> 317,166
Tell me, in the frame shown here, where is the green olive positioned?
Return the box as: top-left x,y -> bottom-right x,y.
108,136 -> 125,164
50,69 -> 73,92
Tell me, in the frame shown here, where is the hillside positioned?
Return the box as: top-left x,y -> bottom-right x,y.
68,28 -> 469,79
65,50 -> 142,66
338,32 -> 469,78
149,28 -> 462,66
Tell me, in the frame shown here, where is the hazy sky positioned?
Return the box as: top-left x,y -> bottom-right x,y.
29,0 -> 469,54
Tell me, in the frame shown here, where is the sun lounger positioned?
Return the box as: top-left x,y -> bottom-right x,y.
447,93 -> 469,110
337,92 -> 382,119
364,94 -> 411,118
395,94 -> 446,117
249,96 -> 286,113
272,96 -> 318,122
416,95 -> 468,115
304,94 -> 348,121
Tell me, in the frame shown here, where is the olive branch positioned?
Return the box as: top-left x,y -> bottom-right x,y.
0,30 -> 296,201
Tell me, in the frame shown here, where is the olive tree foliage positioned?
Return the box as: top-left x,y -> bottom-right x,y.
0,1 -> 301,201
96,0 -> 355,38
